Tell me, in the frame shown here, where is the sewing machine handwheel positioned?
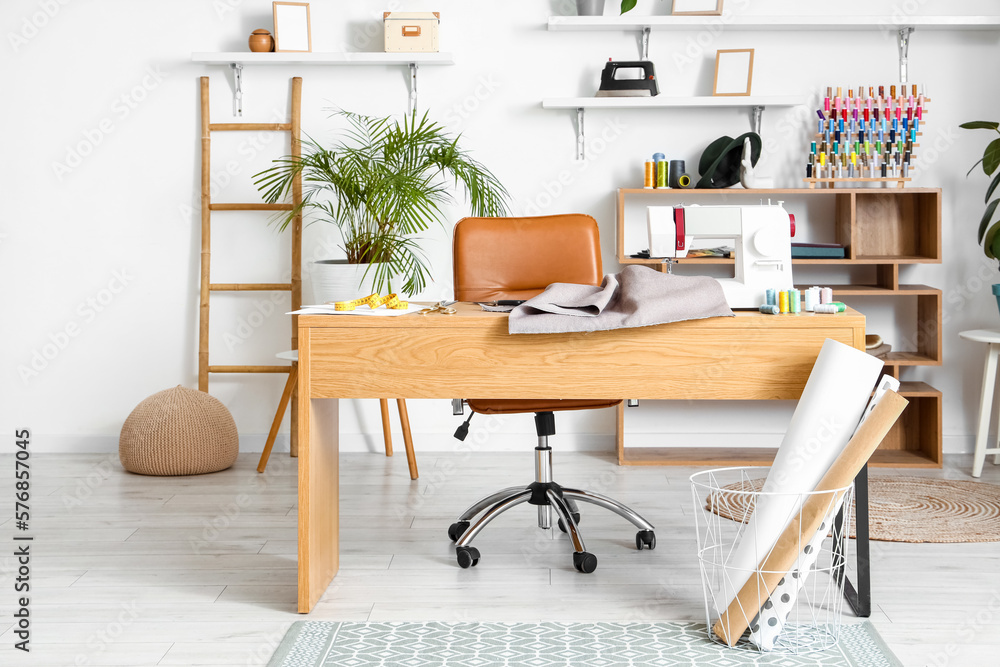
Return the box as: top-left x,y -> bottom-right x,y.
456,546 -> 480,568
448,521 -> 470,542
636,530 -> 656,551
557,512 -> 581,534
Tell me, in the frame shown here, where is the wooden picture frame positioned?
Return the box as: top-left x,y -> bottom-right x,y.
672,0 -> 724,16
713,49 -> 754,97
273,2 -> 312,53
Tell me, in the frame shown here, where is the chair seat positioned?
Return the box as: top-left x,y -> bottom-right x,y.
467,399 -> 621,415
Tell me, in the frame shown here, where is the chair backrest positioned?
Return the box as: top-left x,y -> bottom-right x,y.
452,215 -> 603,302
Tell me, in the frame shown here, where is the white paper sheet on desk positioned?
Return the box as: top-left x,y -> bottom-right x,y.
287,304 -> 424,316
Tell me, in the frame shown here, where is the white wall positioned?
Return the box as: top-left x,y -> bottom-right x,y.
4,0 -> 999,455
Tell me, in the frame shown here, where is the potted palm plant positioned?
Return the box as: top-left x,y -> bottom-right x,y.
255,110 -> 510,302
961,120 -> 1000,312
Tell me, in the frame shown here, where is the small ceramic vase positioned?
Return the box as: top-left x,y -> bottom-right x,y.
249,29 -> 274,53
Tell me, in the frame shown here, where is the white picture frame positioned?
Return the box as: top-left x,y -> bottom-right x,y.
713,49 -> 754,97
273,2 -> 312,53
672,0 -> 724,16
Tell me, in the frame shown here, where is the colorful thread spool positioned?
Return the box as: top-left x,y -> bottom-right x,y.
778,291 -> 789,313
829,301 -> 847,312
814,304 -> 839,314
644,161 -> 655,189
656,160 -> 668,188
820,287 -> 834,304
759,304 -> 780,315
789,289 -> 801,313
766,289 -> 776,306
804,287 -> 819,312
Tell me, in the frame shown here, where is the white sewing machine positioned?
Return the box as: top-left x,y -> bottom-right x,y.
647,202 -> 795,309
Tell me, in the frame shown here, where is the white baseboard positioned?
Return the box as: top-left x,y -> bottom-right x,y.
27,432 -> 979,455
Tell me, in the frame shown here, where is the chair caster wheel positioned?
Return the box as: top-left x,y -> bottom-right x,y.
636,530 -> 656,550
456,546 -> 480,569
557,512 -> 581,534
448,521 -> 470,542
573,551 -> 598,573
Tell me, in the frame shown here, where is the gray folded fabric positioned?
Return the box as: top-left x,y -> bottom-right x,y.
508,265 -> 734,334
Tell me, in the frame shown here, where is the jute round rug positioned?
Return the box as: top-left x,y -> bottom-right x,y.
707,476 -> 1000,543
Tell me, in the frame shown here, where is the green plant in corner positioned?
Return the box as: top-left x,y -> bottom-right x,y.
961,120 -> 1000,263
254,110 -> 510,296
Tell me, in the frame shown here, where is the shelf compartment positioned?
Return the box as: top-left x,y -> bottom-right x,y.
793,284 -> 942,296
875,384 -> 943,467
854,191 -> 942,263
617,382 -> 942,469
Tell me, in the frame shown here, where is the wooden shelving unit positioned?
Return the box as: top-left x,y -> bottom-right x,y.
615,187 -> 943,468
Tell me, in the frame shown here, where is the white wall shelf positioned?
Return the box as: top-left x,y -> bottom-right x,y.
548,15 -> 1000,79
542,96 -> 806,159
191,52 -> 455,117
542,95 -> 805,110
191,52 -> 455,66
547,15 -> 1000,32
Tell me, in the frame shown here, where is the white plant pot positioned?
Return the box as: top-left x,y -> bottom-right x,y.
310,260 -> 390,304
577,0 -> 605,16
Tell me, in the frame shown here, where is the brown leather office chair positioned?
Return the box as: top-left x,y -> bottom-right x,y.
448,215 -> 656,573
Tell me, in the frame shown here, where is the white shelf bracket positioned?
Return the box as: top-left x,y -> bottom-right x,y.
897,27 -> 915,83
576,107 -> 586,161
230,63 -> 244,117
641,26 -> 651,61
408,63 -> 419,115
751,105 -> 765,135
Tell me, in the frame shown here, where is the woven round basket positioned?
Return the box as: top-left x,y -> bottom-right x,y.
120,386 -> 238,476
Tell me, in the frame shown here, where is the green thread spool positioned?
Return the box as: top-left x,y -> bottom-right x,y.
656,161 -> 668,188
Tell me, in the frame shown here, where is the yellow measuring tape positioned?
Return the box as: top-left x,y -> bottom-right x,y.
328,293 -> 409,312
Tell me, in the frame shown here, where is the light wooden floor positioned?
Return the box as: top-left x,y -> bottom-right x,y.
0,450 -> 997,667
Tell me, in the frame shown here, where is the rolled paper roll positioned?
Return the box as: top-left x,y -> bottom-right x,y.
714,392 -> 909,646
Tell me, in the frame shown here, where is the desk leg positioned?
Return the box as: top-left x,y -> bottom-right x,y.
834,464 -> 871,618
297,342 -> 339,613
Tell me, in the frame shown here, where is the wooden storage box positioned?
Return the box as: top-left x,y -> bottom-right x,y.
384,12 -> 440,53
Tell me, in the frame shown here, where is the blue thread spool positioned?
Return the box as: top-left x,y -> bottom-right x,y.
759,304 -> 780,315
766,289 -> 776,306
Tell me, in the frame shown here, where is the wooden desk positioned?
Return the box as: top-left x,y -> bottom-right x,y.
296,303 -> 866,613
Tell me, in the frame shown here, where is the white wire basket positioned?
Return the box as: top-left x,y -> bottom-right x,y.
690,467 -> 855,654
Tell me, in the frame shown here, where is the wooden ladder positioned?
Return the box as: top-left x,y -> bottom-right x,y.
198,76 -> 418,478
199,75 -> 303,457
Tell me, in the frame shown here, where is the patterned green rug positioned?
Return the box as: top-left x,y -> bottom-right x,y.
266,621 -> 902,666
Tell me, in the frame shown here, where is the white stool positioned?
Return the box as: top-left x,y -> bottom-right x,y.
959,330 -> 1000,477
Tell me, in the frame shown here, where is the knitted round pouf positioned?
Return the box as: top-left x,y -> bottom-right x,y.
120,386 -> 239,475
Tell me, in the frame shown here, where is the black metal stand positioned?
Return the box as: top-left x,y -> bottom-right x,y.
833,464 -> 871,617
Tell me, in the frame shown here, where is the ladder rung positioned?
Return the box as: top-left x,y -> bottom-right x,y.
210,203 -> 294,211
210,283 -> 292,292
209,123 -> 292,132
209,366 -> 293,374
